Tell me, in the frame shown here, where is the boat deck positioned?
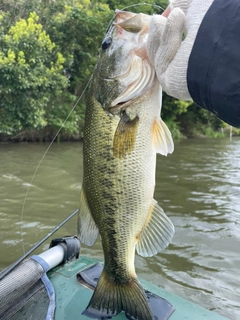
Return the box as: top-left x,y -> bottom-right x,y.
48,256 -> 228,320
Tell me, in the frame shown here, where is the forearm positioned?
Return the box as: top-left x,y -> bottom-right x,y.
147,0 -> 214,100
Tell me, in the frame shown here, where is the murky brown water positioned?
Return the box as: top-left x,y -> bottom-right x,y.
0,139 -> 239,319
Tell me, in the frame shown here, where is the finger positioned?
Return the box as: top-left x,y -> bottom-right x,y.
162,7 -> 170,18
154,8 -> 185,75
159,38 -> 193,100
146,15 -> 167,65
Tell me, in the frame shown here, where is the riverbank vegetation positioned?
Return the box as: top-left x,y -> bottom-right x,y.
0,0 -> 237,142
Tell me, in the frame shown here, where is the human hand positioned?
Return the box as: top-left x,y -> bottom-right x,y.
147,0 -> 214,100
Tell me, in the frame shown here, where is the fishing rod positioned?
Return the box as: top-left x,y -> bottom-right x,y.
0,209 -> 79,280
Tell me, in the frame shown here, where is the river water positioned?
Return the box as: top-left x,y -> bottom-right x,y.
0,138 -> 239,319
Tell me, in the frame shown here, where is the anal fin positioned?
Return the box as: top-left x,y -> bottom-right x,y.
136,199 -> 175,257
78,188 -> 99,246
152,117 -> 174,156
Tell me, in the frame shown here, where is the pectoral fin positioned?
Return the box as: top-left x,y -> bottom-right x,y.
152,118 -> 174,156
113,111 -> 139,159
78,188 -> 99,246
136,199 -> 175,257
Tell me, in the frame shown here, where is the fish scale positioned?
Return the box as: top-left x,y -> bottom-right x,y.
78,10 -> 175,320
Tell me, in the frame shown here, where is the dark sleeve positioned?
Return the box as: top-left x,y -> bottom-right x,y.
187,0 -> 240,128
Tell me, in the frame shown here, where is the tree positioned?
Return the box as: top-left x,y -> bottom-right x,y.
0,1 -> 113,140
0,12 -> 68,135
41,1 -> 112,139
0,0 -> 231,140
47,1 -> 111,95
104,0 -> 166,14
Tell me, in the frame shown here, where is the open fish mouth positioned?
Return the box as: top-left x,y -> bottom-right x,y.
79,8 -> 175,320
102,10 -> 155,112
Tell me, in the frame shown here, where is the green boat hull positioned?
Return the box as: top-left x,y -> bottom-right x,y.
48,256 -> 228,320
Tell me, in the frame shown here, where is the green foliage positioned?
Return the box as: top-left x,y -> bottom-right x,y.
0,0 -> 112,139
177,103 -> 225,138
0,0 -> 235,141
43,0 -> 112,139
161,92 -> 190,139
104,0 -> 162,14
162,92 -> 190,120
48,1 -> 111,93
0,11 -> 68,134
154,0 -> 169,12
164,119 -> 183,140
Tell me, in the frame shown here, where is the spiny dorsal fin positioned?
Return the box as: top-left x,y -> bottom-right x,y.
113,111 -> 139,159
78,188 -> 99,246
136,199 -> 175,257
152,117 -> 174,156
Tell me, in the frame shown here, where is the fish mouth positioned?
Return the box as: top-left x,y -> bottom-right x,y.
103,10 -> 155,115
108,101 -> 131,115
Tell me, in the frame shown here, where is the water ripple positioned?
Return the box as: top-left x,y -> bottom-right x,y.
0,140 -> 239,319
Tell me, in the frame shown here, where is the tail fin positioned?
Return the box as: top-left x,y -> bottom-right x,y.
82,269 -> 154,320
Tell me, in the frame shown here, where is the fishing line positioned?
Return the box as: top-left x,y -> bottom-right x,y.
120,2 -> 164,12
104,2 -> 165,37
1,209 -> 79,280
19,1 -> 165,255
20,74 -> 93,254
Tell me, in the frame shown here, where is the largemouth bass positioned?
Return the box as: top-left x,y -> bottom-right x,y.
78,10 -> 174,320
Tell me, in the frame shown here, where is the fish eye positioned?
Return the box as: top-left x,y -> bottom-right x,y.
102,37 -> 112,50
